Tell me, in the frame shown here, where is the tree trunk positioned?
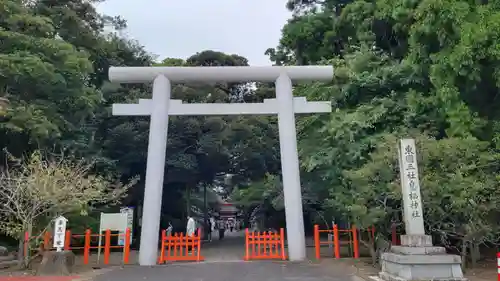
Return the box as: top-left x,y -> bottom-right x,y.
470,240 -> 480,268
25,223 -> 33,268
359,239 -> 376,266
460,239 -> 468,271
315,211 -> 330,229
17,232 -> 24,268
347,221 -> 353,255
203,185 -> 209,239
17,222 -> 33,269
186,184 -> 191,217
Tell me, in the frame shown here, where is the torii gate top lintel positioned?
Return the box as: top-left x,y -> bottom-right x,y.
108,65 -> 333,83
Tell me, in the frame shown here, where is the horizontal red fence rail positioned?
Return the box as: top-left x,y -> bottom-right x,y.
24,228 -> 131,265
314,224 -> 363,259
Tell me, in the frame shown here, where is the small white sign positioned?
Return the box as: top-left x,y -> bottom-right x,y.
97,212 -> 128,262
99,212 -> 128,231
53,216 -> 68,251
118,207 -> 134,246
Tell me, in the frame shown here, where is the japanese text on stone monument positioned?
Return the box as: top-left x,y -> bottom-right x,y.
399,139 -> 425,235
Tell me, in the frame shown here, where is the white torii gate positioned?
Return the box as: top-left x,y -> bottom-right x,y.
109,66 -> 333,266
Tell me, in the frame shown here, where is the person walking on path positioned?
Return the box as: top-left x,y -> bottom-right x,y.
218,219 -> 225,240
186,216 -> 196,236
186,216 -> 196,253
166,222 -> 173,237
207,220 -> 213,242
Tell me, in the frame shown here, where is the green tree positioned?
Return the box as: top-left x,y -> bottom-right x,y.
0,0 -> 100,152
254,0 -> 500,268
0,150 -> 135,266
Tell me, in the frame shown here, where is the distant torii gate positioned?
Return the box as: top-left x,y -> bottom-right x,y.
109,66 -> 333,266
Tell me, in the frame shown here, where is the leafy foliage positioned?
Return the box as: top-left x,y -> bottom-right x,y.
0,150 -> 135,238
249,0 -> 500,267
0,0 -> 282,241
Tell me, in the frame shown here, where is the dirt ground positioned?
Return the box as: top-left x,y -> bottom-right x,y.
0,251 -> 122,278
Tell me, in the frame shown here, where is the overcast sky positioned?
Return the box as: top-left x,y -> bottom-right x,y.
95,0 -> 292,66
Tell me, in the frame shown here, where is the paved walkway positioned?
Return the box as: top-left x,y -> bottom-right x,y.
201,229 -> 246,262
93,261 -> 352,281
0,231 -> 356,281
91,230 -> 354,281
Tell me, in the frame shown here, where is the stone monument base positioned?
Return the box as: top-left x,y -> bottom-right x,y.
378,235 -> 467,281
36,250 -> 75,276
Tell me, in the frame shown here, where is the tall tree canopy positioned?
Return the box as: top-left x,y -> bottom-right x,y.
247,0 -> 500,267
0,0 -> 281,235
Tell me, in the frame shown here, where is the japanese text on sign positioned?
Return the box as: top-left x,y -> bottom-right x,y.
399,139 -> 425,235
118,207 -> 134,246
53,216 -> 67,251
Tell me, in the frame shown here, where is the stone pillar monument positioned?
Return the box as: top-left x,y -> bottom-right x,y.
378,139 -> 466,281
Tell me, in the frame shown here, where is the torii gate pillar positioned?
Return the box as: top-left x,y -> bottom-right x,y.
109,66 -> 333,265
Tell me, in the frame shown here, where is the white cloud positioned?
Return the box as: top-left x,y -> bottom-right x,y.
95,0 -> 292,65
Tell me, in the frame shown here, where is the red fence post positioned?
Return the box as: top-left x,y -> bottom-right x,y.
263,231 -> 268,257
279,228 -> 286,260
159,229 -> 166,264
333,224 -> 340,259
352,225 -> 359,258
314,225 -> 320,259
43,232 -> 51,250
196,228 -> 202,262
244,228 -> 249,260
83,229 -> 91,265
64,230 -> 71,250
104,229 -> 111,265
180,233 -> 185,258
124,228 -> 130,264
173,233 -> 178,260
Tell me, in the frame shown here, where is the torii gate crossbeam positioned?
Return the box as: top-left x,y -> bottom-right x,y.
109,66 -> 333,266
112,97 -> 331,116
